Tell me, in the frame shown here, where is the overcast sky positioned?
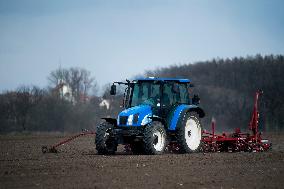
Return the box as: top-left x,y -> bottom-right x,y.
0,0 -> 284,92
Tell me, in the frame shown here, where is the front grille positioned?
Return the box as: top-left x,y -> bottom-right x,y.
119,116 -> 128,125
133,114 -> 139,124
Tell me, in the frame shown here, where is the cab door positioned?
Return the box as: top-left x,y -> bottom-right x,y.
160,82 -> 180,125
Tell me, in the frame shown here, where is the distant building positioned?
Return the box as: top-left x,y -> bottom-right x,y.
99,99 -> 110,110
54,80 -> 74,102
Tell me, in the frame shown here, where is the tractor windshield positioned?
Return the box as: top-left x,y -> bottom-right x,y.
130,81 -> 160,107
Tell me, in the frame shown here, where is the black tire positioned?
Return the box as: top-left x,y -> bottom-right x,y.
143,121 -> 167,155
176,111 -> 202,153
95,122 -> 118,155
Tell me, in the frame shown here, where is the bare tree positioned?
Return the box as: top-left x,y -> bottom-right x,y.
81,69 -> 95,102
48,67 -> 97,103
48,67 -> 69,86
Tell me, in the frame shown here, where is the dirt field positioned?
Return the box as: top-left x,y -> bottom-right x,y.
0,133 -> 283,189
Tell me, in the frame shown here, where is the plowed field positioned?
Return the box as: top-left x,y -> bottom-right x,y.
0,133 -> 283,189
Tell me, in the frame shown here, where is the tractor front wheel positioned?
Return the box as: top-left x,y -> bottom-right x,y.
95,122 -> 118,155
143,121 -> 167,155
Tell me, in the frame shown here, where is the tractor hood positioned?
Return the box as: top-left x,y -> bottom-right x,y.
117,105 -> 152,126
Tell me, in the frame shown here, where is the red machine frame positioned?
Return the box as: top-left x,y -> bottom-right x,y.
42,131 -> 96,153
201,90 -> 271,152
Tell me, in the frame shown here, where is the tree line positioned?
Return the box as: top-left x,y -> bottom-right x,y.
0,54 -> 283,133
0,67 -> 123,133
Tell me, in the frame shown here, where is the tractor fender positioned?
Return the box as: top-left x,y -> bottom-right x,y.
101,118 -> 117,126
168,105 -> 205,131
187,106 -> 205,118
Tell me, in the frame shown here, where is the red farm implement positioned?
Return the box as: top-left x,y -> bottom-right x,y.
41,131 -> 96,153
201,90 -> 271,153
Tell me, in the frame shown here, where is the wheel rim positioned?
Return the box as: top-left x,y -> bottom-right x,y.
104,128 -> 114,148
153,130 -> 165,152
185,117 -> 201,150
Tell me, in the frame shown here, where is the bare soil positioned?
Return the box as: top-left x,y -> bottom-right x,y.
0,133 -> 284,189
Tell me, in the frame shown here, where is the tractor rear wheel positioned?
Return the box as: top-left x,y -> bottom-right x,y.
177,111 -> 202,153
95,122 -> 118,155
143,121 -> 167,155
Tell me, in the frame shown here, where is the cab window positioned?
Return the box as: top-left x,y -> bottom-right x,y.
179,84 -> 189,104
162,82 -> 180,106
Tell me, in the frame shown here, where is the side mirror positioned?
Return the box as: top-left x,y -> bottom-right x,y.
192,94 -> 200,105
189,83 -> 194,87
110,84 -> 116,95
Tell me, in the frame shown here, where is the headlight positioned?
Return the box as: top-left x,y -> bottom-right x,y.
127,113 -> 139,125
127,115 -> 133,125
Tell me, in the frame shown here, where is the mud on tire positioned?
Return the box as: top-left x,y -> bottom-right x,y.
95,122 -> 118,155
176,111 -> 202,153
143,121 -> 167,155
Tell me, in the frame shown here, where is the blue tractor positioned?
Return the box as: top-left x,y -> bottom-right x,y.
95,77 -> 205,155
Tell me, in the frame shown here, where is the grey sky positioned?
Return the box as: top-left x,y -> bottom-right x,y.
0,0 -> 284,92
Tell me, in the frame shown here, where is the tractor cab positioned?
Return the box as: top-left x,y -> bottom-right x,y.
111,78 -> 202,127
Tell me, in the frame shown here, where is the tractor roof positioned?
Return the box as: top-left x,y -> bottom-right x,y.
135,77 -> 191,83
